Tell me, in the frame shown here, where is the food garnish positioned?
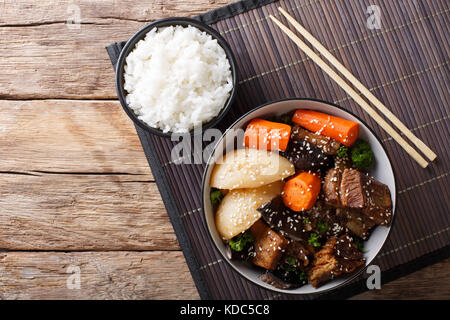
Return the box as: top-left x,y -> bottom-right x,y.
229,231 -> 254,252
350,140 -> 373,168
317,221 -> 330,234
336,145 -> 348,158
210,188 -> 223,207
299,271 -> 307,282
308,233 -> 321,247
354,237 -> 366,252
270,114 -> 292,125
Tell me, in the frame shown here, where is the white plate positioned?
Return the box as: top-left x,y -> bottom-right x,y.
202,98 -> 397,295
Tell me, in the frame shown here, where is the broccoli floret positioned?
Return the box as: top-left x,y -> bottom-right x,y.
283,256 -> 297,272
336,146 -> 348,158
228,231 -> 254,252
350,140 -> 373,168
286,256 -> 296,266
317,221 -> 329,234
270,113 -> 292,124
299,271 -> 307,283
210,189 -> 223,207
354,237 -> 365,252
308,233 -> 321,247
278,114 -> 292,124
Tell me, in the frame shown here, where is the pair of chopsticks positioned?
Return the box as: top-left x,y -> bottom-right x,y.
269,7 -> 437,168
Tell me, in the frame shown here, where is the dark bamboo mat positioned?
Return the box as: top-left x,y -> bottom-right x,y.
107,0 -> 450,299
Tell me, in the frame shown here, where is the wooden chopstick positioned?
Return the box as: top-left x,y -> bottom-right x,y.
269,14 -> 430,168
277,7 -> 437,162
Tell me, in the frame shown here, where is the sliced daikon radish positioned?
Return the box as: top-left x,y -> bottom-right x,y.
210,149 -> 294,190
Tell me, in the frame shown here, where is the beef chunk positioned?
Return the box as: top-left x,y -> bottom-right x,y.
281,240 -> 311,270
270,241 -> 311,287
323,168 -> 342,207
340,169 -> 393,226
308,234 -> 365,288
340,169 -> 365,207
250,220 -> 287,270
283,139 -> 332,171
308,237 -> 338,287
258,196 -> 309,242
334,234 -> 365,261
291,125 -> 341,155
323,168 -> 392,227
258,196 -> 342,242
322,156 -> 353,208
336,208 -> 376,240
305,201 -> 346,237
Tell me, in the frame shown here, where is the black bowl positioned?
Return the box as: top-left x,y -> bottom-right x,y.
115,17 -> 238,137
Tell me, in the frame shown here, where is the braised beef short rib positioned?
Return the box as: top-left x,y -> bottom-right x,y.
340,169 -> 392,226
323,168 -> 392,227
291,125 -> 341,155
308,234 -> 365,288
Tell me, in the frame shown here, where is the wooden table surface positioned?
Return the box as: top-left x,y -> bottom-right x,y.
0,0 -> 448,300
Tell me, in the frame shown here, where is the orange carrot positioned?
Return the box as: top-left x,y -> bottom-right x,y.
244,118 -> 291,152
292,110 -> 359,147
282,172 -> 321,211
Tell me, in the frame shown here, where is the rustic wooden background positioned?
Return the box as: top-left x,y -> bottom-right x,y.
0,0 -> 448,299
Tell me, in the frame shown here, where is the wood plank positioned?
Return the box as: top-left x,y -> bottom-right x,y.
0,0 -> 233,25
351,258 -> 450,300
0,173 -> 178,250
0,23 -> 149,99
0,0 -> 234,99
0,252 -> 447,300
0,100 -> 151,175
0,251 -> 199,299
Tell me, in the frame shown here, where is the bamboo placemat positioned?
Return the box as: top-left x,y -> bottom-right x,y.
107,0 -> 449,299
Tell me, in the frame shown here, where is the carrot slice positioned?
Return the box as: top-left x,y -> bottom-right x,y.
244,118 -> 291,152
282,172 -> 321,211
292,110 -> 359,147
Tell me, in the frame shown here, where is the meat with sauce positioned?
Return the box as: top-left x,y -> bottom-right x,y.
340,169 -> 393,226
308,234 -> 365,288
323,168 -> 393,227
336,208 -> 376,240
250,220 -> 287,270
282,139 -> 332,171
304,200 -> 346,237
323,168 -> 342,207
281,240 -> 312,271
258,196 -> 309,242
258,195 -> 344,241
259,239 -> 313,289
291,125 -> 341,155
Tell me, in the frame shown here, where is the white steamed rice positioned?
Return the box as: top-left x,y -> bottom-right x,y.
124,25 -> 233,133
